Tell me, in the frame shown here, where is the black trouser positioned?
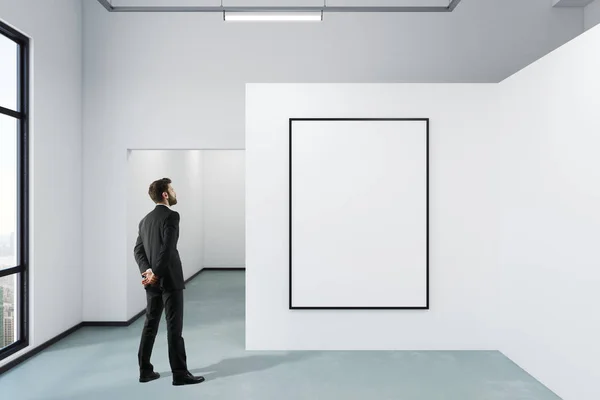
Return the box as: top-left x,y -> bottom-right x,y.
138,289 -> 188,377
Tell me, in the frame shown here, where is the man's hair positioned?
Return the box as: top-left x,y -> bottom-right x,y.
148,178 -> 172,203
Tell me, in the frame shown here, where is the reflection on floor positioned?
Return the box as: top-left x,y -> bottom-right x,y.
0,270 -> 560,400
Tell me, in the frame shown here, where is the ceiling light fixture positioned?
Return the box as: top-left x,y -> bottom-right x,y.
96,0 -> 463,14
223,11 -> 323,22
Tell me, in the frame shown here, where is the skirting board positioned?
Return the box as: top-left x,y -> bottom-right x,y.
0,267 -> 245,376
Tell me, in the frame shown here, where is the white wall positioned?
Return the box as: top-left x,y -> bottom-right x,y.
82,0 -> 584,322
585,0 -> 600,29
0,0 -> 82,366
246,83 -> 502,350
126,150 -> 204,318
492,23 -> 600,400
246,22 -> 600,399
202,150 -> 245,267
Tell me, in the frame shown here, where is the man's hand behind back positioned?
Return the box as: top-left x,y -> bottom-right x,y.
142,268 -> 159,286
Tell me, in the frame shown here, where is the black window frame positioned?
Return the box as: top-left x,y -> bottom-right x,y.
0,19 -> 29,361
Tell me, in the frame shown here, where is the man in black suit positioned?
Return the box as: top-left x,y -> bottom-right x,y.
133,177 -> 204,386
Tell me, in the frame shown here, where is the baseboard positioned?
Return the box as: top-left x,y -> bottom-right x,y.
83,267 -> 240,327
83,268 -> 246,328
0,268 -> 246,376
0,323 -> 83,375
201,267 -> 245,271
185,266 -> 206,283
81,307 -> 146,327
127,308 -> 147,325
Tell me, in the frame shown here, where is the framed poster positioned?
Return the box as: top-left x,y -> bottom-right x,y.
289,118 -> 429,310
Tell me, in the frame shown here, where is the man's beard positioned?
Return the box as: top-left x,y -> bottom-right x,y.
168,194 -> 177,206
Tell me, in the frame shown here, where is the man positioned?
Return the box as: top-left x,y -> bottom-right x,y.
133,177 -> 204,386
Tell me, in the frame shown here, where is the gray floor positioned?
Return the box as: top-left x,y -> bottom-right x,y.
1,270 -> 560,400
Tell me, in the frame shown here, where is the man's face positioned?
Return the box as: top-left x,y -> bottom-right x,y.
165,184 -> 177,206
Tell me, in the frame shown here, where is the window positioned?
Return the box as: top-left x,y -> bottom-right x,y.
0,20 -> 29,361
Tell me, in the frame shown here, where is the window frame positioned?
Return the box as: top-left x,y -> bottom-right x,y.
0,19 -> 29,361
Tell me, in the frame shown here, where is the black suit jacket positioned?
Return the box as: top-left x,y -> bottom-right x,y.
134,205 -> 185,291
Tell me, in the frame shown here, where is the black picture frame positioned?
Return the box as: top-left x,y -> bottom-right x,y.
289,118 -> 429,310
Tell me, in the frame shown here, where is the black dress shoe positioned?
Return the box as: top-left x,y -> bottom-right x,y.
139,371 -> 160,383
172,372 -> 205,386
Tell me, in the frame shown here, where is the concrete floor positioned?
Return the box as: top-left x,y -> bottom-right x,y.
0,270 -> 561,399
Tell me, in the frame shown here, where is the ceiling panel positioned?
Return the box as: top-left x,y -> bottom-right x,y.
223,0 -> 324,6
110,0 -> 453,7
553,0 -> 595,6
111,0 -> 222,6
326,0 -> 450,6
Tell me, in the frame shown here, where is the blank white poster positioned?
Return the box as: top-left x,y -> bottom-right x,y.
290,119 -> 428,309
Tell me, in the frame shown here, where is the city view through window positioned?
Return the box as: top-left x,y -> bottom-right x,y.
0,235 -> 17,349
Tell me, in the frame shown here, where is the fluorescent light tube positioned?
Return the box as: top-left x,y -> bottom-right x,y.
224,11 -> 322,22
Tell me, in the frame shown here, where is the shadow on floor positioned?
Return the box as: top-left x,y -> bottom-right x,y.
160,351 -> 321,381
